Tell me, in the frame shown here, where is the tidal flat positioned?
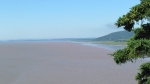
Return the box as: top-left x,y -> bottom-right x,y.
0,42 -> 147,84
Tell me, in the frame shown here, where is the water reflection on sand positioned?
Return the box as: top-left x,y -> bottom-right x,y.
79,42 -> 126,51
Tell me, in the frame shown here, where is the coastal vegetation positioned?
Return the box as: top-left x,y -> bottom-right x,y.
111,0 -> 150,83
68,31 -> 133,45
93,30 -> 134,45
96,41 -> 127,45
95,31 -> 134,42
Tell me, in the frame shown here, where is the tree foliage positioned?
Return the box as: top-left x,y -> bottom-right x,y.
111,0 -> 150,83
135,62 -> 150,84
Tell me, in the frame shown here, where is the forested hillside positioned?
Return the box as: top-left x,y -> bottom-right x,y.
95,31 -> 134,41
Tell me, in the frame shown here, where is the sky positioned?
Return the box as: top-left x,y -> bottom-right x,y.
0,0 -> 140,40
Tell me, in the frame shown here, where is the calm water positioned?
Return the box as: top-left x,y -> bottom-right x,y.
0,41 -> 149,84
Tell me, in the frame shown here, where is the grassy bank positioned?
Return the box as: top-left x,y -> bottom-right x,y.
77,40 -> 127,45
97,41 -> 127,45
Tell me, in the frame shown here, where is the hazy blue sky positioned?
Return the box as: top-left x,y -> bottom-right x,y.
0,0 -> 139,40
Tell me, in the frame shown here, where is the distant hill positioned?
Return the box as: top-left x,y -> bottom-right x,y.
95,31 -> 134,41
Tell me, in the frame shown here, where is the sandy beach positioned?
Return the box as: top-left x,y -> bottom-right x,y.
0,42 -> 147,84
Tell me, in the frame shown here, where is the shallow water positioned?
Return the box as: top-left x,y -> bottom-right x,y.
79,42 -> 126,51
0,42 -> 148,84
